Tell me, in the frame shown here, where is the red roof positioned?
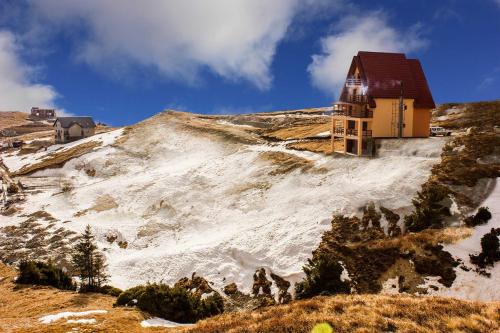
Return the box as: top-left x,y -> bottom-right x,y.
340,51 -> 435,109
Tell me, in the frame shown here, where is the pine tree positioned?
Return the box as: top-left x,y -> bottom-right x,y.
72,225 -> 108,291
94,252 -> 109,287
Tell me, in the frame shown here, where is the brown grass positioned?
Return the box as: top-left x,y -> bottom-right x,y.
0,264 -> 173,333
433,100 -> 500,129
0,112 -> 30,130
74,194 -> 119,217
263,123 -> 330,141
12,141 -> 101,176
2,262 -> 498,333
185,294 -> 500,333
259,151 -> 315,175
286,139 -> 332,155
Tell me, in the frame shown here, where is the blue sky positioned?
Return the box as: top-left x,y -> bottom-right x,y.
0,0 -> 499,125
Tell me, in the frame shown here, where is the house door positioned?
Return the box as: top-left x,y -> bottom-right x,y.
346,139 -> 357,155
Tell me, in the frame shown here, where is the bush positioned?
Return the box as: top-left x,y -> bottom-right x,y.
115,283 -> 224,323
17,260 -> 75,290
404,182 -> 451,232
464,207 -> 492,227
7,183 -> 19,194
470,228 -> 500,268
295,254 -> 350,299
98,285 -> 123,297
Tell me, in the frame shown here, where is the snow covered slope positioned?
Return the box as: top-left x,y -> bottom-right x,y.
0,111 -> 446,292
424,178 -> 500,301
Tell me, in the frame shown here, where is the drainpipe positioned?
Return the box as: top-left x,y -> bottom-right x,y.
398,81 -> 404,138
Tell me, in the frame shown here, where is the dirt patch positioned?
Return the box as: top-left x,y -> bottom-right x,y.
13,141 -> 102,176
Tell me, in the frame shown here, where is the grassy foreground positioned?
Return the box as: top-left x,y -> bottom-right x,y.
186,295 -> 499,333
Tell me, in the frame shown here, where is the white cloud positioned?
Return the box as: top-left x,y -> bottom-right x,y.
30,0 -> 342,90
308,11 -> 428,97
0,30 -> 58,112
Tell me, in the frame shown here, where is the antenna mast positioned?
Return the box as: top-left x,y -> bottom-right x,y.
398,81 -> 404,138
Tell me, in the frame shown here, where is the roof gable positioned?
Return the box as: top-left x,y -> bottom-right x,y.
339,51 -> 435,109
54,117 -> 96,129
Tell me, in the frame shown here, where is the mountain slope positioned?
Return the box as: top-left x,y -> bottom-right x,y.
0,110 -> 445,293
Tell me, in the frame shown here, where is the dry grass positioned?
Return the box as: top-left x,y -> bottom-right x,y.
433,100 -> 500,130
0,112 -> 30,130
74,194 -> 119,217
0,264 -> 171,333
263,122 -> 330,141
286,139 -> 332,155
259,151 -> 316,175
12,141 -> 101,176
186,294 -> 500,333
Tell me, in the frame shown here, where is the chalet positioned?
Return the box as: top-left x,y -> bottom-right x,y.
54,117 -> 96,144
31,107 -> 56,119
332,51 -> 435,156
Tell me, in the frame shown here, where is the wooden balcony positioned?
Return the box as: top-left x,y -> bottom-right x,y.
346,94 -> 368,104
333,128 -> 372,137
345,78 -> 362,87
332,109 -> 373,118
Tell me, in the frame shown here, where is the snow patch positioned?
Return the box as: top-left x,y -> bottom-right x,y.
140,317 -> 193,328
39,310 -> 107,324
66,318 -> 97,324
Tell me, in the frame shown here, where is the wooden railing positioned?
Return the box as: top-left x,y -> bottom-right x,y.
345,129 -> 373,137
346,94 -> 368,104
332,109 -> 373,118
345,78 -> 362,86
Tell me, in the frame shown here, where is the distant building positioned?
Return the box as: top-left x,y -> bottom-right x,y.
332,51 -> 435,156
54,117 -> 96,144
31,107 -> 56,119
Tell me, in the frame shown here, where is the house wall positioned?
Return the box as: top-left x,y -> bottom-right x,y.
371,98 -> 415,137
412,108 -> 431,137
54,121 -> 96,143
68,123 -> 83,137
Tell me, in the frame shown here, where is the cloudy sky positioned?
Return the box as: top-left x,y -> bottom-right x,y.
0,0 -> 499,125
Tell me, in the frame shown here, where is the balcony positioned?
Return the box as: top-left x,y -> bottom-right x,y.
333,109 -> 373,118
333,128 -> 372,137
333,127 -> 344,135
346,94 -> 368,104
345,78 -> 362,87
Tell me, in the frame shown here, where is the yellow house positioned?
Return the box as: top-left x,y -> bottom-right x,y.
332,51 -> 435,156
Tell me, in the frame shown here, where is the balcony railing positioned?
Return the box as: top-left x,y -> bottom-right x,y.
345,78 -> 362,87
333,127 -> 344,135
345,129 -> 373,137
346,94 -> 368,104
332,109 -> 373,118
333,128 -> 372,137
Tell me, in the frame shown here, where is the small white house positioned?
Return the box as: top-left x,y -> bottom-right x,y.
54,117 -> 96,144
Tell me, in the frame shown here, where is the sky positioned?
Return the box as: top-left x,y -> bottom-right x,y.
0,0 -> 499,125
